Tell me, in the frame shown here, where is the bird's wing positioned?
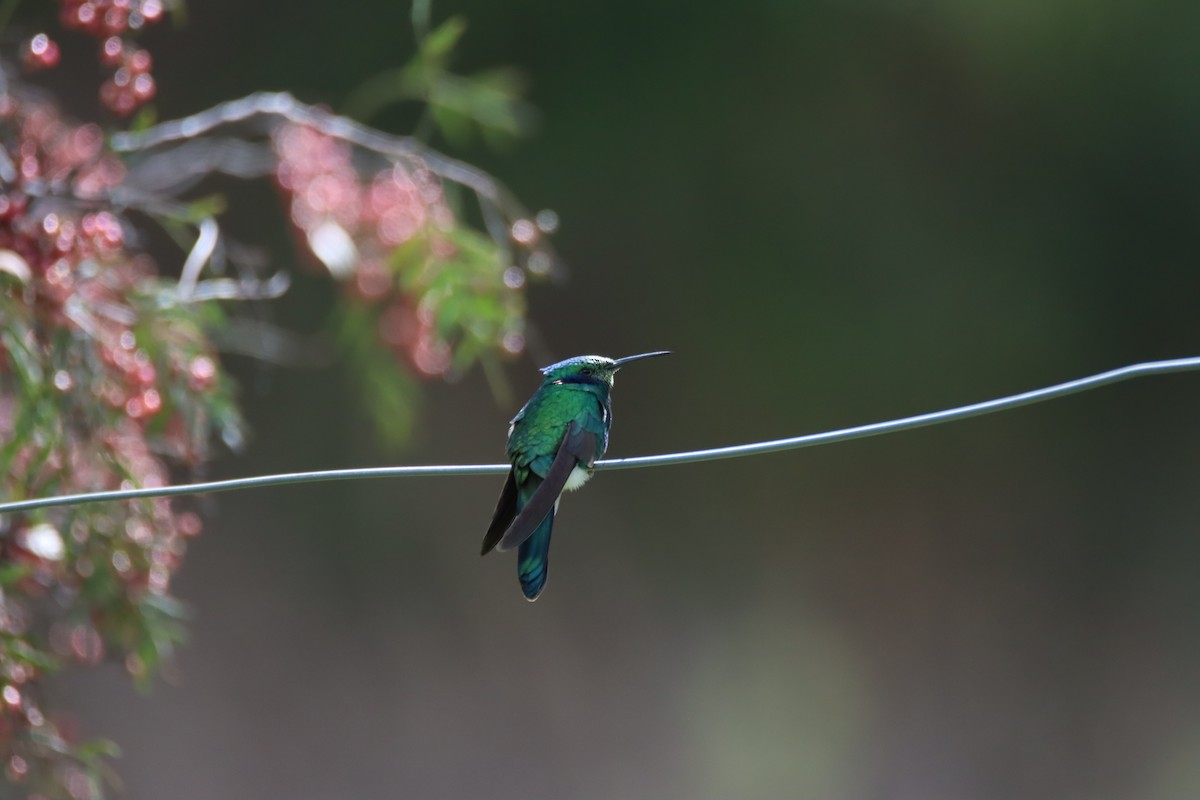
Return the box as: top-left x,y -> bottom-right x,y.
496,423 -> 597,552
479,468 -> 519,555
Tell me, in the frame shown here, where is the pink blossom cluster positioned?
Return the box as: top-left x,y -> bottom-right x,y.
273,123 -> 465,377
22,0 -> 165,115
0,91 -> 233,794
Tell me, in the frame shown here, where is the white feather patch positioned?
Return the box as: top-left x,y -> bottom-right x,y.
564,465 -> 593,492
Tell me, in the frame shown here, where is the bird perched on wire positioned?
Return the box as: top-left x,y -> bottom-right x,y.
481,351 -> 670,600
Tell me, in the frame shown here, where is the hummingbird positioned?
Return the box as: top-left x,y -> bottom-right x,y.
481,351 -> 670,601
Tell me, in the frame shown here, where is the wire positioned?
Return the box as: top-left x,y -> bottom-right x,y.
601,355 -> 1200,469
2,355 -> 1198,515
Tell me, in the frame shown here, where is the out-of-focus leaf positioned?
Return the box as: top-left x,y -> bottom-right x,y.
429,103 -> 472,148
75,738 -> 122,761
2,327 -> 43,386
181,194 -> 228,223
0,562 -> 31,586
128,104 -> 158,133
363,349 -> 420,443
334,303 -> 421,444
420,15 -> 468,65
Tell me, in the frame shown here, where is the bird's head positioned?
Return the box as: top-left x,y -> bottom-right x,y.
540,351 -> 670,386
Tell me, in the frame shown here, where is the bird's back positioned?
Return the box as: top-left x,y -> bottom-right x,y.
508,381 -> 611,478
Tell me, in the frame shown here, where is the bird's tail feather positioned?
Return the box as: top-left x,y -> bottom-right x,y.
517,506 -> 554,601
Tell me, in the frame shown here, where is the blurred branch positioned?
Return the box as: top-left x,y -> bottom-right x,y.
111,92 -> 546,258
4,354 -> 1199,514
412,0 -> 432,41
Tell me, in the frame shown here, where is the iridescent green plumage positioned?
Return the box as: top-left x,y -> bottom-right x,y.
481,351 -> 669,600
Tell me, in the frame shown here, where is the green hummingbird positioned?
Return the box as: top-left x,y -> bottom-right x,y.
481,351 -> 670,600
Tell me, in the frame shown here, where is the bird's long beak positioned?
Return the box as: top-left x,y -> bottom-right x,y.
613,350 -> 671,368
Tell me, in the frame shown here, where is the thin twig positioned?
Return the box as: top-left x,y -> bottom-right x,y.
1,355 -> 1197,515
177,217 -> 218,298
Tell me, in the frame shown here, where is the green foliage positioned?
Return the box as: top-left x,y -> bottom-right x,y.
343,15 -> 534,148
0,1 -> 548,796
0,224 -> 240,799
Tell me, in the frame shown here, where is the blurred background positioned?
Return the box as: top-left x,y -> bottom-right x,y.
50,1 -> 1200,798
